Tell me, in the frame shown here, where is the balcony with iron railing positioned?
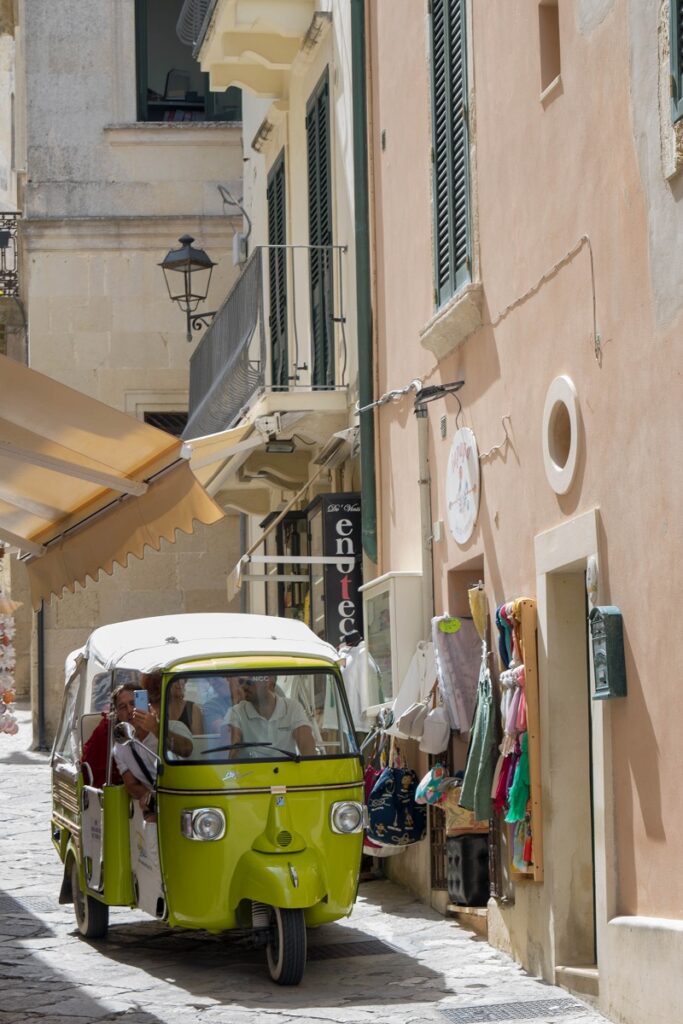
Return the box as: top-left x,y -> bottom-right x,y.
184,248 -> 266,439
183,243 -> 349,441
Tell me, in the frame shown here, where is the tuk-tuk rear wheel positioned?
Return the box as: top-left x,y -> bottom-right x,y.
266,907 -> 306,985
70,858 -> 109,940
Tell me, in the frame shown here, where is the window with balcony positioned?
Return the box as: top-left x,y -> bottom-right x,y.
430,0 -> 470,306
306,70 -> 334,388
267,152 -> 288,390
135,0 -> 241,122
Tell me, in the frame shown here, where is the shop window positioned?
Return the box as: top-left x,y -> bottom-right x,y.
429,0 -> 471,307
135,0 -> 241,123
360,572 -> 423,713
260,511 -> 310,623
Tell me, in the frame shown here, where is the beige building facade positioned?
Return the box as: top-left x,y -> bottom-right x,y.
186,0 -> 371,652
367,2 -> 682,1023
0,0 -> 244,737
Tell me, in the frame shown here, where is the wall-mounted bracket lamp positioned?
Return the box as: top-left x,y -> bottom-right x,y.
159,234 -> 217,342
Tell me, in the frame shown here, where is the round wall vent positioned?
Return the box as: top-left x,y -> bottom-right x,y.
542,375 -> 580,495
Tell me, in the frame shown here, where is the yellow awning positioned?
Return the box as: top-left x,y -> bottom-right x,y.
0,355 -> 224,608
187,423 -> 262,487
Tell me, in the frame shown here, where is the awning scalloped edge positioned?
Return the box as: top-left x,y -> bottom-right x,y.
26,461 -> 224,609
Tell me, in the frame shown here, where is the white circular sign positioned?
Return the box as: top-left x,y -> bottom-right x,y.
446,427 -> 480,544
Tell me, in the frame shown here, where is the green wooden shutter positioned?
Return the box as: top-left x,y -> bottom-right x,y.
671,0 -> 683,122
430,0 -> 470,306
306,70 -> 334,388
267,152 -> 288,390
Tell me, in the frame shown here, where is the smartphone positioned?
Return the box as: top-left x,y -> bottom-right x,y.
134,689 -> 149,712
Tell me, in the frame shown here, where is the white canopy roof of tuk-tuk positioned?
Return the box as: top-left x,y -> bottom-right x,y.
82,613 -> 340,674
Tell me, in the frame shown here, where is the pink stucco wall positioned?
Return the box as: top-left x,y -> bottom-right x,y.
369,0 -> 683,924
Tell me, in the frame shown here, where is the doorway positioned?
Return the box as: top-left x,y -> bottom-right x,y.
544,569 -> 597,969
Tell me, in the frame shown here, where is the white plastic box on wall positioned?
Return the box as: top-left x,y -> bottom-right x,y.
359,571 -> 423,721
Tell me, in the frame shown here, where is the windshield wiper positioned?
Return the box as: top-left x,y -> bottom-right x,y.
203,740 -> 301,762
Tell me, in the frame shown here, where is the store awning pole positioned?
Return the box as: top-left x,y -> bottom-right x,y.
227,456 -> 333,601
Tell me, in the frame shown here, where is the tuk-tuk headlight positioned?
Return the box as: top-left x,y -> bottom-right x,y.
330,801 -> 366,834
181,808 -> 226,841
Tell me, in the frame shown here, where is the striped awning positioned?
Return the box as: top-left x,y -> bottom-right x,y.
0,355 -> 224,608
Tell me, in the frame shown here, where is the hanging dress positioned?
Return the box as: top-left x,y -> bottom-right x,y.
459,663 -> 496,821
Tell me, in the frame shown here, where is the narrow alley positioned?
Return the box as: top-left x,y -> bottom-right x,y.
0,706 -> 606,1024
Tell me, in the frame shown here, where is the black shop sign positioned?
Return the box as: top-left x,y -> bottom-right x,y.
311,493 -> 363,647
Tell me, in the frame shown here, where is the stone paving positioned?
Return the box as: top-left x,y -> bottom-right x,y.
0,705 -> 609,1024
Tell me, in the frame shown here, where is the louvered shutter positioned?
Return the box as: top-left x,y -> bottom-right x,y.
307,71 -> 334,388
431,0 -> 470,306
671,0 -> 683,122
267,153 -> 288,390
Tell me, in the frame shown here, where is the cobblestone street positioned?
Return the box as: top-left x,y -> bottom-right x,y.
0,706 -> 610,1024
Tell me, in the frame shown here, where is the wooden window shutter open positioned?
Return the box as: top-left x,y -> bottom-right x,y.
267,152 -> 288,390
430,0 -> 471,306
306,70 -> 334,388
671,0 -> 683,123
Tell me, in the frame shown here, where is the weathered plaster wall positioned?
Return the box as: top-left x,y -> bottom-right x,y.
367,0 -> 434,581
369,0 -> 683,1017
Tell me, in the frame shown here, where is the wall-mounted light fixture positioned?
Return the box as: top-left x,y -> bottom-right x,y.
265,439 -> 296,454
159,234 -> 216,343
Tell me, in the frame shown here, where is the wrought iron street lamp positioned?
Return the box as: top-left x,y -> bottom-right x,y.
159,234 -> 216,342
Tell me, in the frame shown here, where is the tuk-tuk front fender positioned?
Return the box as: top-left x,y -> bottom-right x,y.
230,847 -> 327,910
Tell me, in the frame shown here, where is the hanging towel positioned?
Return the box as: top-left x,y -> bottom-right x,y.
505,731 -> 530,823
458,663 -> 496,821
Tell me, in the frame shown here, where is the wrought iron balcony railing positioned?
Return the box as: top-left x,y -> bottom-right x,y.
183,242 -> 348,440
176,0 -> 214,53
184,248 -> 265,440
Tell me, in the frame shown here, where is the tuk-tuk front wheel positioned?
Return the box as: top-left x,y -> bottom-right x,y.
266,907 -> 306,985
70,858 -> 109,940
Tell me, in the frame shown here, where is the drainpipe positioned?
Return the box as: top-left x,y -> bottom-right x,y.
239,513 -> 248,613
351,0 -> 377,564
416,406 -> 435,638
36,601 -> 48,750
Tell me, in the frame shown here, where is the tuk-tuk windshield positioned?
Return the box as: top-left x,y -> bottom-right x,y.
162,669 -> 359,763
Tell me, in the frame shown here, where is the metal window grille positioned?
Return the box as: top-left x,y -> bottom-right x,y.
143,411 -> 189,436
0,211 -> 20,298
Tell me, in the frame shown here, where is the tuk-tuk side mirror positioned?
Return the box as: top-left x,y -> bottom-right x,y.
589,605 -> 627,700
113,722 -> 135,744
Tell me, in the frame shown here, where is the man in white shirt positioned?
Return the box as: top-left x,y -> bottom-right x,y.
225,675 -> 316,758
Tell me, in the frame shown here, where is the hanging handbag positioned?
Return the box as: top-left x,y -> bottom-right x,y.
395,698 -> 430,740
366,765 -> 427,846
419,705 -> 451,755
415,762 -> 452,805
